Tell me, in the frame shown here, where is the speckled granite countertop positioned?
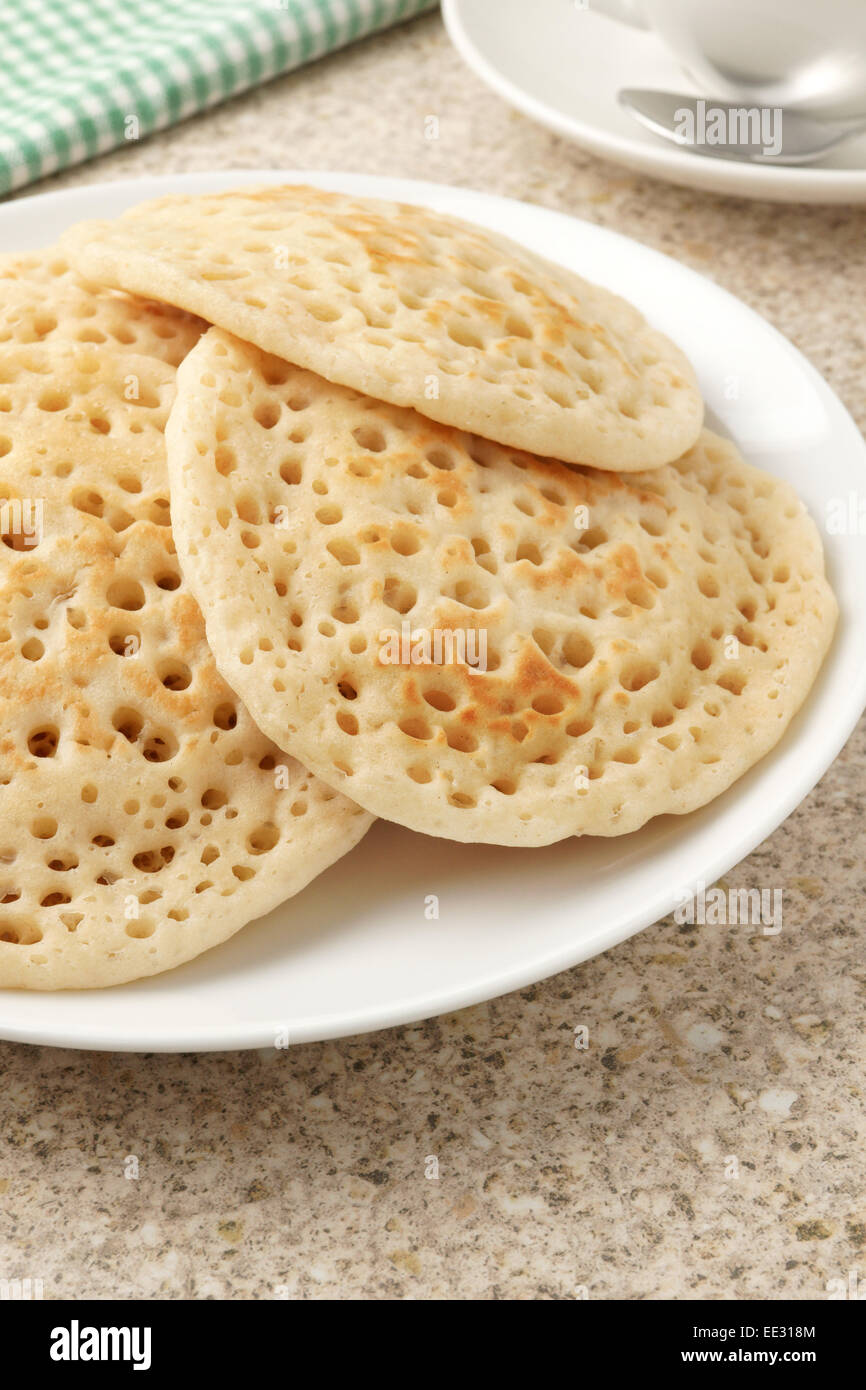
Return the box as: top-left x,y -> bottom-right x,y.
1,10 -> 864,1301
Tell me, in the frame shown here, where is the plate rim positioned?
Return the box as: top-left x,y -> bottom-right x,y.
0,167 -> 863,1052
443,0 -> 866,204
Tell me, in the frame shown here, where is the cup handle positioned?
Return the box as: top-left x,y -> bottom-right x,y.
588,0 -> 648,28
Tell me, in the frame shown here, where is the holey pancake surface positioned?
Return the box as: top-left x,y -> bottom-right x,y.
66,183 -> 702,470
0,344 -> 371,990
0,245 -> 204,366
166,329 -> 837,848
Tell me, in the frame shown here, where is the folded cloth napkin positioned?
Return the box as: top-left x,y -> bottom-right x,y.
0,0 -> 438,196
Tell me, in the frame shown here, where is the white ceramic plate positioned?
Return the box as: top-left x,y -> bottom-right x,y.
0,169 -> 863,1052
444,0 -> 866,204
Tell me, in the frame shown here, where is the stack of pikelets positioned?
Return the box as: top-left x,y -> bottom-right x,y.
0,186 -> 836,988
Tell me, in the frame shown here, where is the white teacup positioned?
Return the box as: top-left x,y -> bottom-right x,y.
594,0 -> 866,120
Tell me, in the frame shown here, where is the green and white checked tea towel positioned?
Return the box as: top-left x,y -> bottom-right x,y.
0,0 -> 438,196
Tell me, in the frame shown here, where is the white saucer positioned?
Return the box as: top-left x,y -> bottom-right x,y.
0,170 -> 864,1052
444,0 -> 866,203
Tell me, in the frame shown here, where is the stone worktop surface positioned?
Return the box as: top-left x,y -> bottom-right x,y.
1,10 -> 864,1300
